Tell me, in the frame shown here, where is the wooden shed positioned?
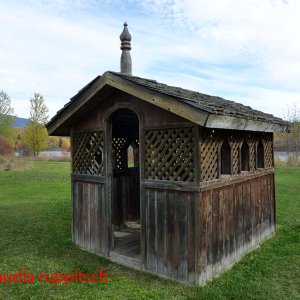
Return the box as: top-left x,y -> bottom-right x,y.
46,23 -> 289,285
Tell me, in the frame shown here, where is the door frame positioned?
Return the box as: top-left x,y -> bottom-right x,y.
104,103 -> 144,264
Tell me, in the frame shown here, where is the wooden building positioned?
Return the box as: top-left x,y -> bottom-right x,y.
46,23 -> 289,285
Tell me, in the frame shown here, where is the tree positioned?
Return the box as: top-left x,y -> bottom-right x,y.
23,93 -> 49,157
0,90 -> 15,139
274,104 -> 300,166
60,137 -> 70,152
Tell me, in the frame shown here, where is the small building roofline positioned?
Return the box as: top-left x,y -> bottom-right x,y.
46,71 -> 290,136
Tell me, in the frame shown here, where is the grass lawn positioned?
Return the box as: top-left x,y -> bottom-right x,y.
0,161 -> 299,299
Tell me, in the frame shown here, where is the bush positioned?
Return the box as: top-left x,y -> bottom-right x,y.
0,136 -> 12,155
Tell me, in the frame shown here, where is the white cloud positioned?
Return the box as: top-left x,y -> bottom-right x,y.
0,0 -> 299,120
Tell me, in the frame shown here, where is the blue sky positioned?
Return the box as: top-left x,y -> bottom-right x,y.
0,0 -> 299,120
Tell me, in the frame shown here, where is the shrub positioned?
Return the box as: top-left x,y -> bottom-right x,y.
0,136 -> 12,155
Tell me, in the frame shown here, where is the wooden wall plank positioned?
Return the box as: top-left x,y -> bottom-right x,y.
250,179 -> 257,248
224,187 -> 230,263
100,184 -> 106,254
245,182 -> 251,249
177,192 -> 188,282
212,189 -> 219,270
218,188 -> 225,269
140,186 -> 146,268
72,182 -> 78,244
72,181 -> 107,255
270,173 -> 275,229
166,190 -> 176,278
199,191 -> 208,278
77,182 -> 83,247
187,192 -> 196,284
206,189 -> 213,280
256,178 -> 261,242
147,189 -> 157,272
89,183 -> 96,252
228,186 -> 234,260
199,173 -> 275,284
261,176 -> 267,236
236,184 -> 243,260
84,183 -> 91,250
267,175 -> 271,228
156,190 -> 166,275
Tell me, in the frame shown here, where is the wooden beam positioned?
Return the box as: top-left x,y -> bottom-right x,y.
142,179 -> 200,192
71,173 -> 105,183
205,114 -> 289,133
200,168 -> 274,191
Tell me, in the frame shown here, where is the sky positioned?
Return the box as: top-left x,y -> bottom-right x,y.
0,0 -> 299,120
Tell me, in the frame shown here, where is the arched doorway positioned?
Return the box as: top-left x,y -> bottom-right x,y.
107,108 -> 141,263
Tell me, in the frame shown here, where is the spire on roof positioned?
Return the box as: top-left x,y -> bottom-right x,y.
120,22 -> 132,75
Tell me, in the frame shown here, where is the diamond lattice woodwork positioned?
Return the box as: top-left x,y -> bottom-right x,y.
248,138 -> 257,171
144,127 -> 195,182
200,129 -> 221,181
264,134 -> 273,168
229,133 -> 241,175
200,130 -> 274,182
73,132 -> 104,176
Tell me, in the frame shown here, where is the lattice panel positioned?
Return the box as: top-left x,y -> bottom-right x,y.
200,129 -> 274,181
264,135 -> 273,168
73,132 -> 104,175
229,133 -> 241,175
231,142 -> 240,175
144,127 -> 195,182
112,137 -> 128,170
248,139 -> 256,171
201,129 -> 221,181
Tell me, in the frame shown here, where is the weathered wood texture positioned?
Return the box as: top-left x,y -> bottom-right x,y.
198,172 -> 275,284
112,168 -> 140,226
200,129 -> 274,182
143,188 -> 197,284
72,180 -> 108,255
73,131 -> 104,176
73,91 -> 191,131
144,127 -> 196,182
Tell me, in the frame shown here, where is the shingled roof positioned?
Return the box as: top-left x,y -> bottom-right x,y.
110,72 -> 286,125
47,71 -> 289,136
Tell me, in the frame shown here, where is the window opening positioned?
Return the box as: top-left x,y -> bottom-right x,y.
241,141 -> 250,171
221,139 -> 231,175
257,140 -> 264,168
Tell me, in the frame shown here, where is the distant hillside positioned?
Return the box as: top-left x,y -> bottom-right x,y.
13,116 -> 30,128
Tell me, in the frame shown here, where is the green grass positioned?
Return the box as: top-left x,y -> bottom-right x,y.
0,162 -> 299,299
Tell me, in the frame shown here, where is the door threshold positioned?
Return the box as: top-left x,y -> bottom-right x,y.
110,251 -> 142,270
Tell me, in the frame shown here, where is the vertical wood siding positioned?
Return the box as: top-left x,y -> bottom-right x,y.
144,188 -> 197,284
198,173 -> 275,284
72,181 -> 108,255
112,168 -> 140,225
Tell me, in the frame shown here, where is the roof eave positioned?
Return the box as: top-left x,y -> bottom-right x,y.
205,114 -> 289,132
46,72 -> 111,135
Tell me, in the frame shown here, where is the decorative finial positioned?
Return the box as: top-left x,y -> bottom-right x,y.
120,22 -> 132,75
